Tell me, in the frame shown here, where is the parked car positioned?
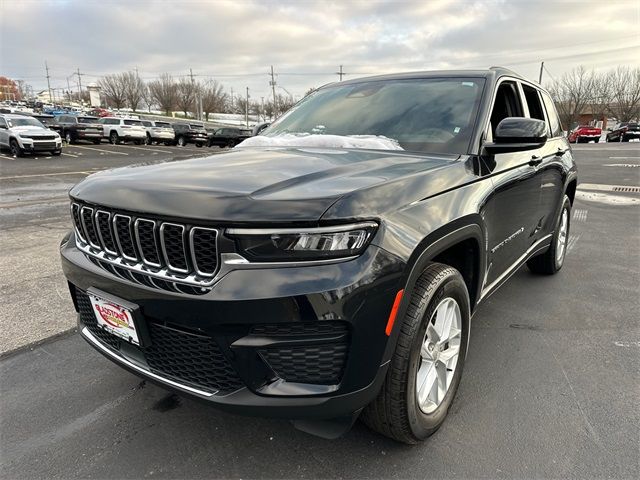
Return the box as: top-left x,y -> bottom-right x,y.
30,114 -> 62,134
606,122 -> 640,142
87,108 -> 112,118
60,67 -> 577,444
172,123 -> 207,147
567,125 -> 601,143
140,120 -> 176,145
99,117 -> 147,144
55,115 -> 103,144
207,127 -> 252,148
0,113 -> 62,156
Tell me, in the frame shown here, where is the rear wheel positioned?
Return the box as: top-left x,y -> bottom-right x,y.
361,263 -> 470,444
195,142 -> 203,148
10,139 -> 24,158
527,195 -> 571,274
65,131 -> 73,144
145,134 -> 152,145
109,131 -> 119,145
177,136 -> 186,147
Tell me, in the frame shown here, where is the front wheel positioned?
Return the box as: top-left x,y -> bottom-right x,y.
527,195 -> 571,274
177,136 -> 186,147
10,139 -> 24,158
109,132 -> 119,145
361,263 -> 470,444
65,132 -> 73,144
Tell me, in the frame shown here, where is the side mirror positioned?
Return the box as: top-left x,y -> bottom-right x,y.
483,117 -> 547,154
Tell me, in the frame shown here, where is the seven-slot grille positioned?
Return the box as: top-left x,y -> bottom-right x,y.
71,202 -> 219,292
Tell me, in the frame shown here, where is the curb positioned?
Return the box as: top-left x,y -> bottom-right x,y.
0,327 -> 78,360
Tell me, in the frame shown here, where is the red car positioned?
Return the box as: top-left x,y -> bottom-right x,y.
86,108 -> 112,118
568,125 -> 602,143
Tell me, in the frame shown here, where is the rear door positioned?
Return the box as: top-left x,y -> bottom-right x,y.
481,80 -> 543,287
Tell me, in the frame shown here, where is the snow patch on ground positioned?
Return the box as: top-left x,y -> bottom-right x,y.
237,133 -> 403,150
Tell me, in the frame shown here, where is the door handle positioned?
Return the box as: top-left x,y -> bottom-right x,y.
529,155 -> 542,166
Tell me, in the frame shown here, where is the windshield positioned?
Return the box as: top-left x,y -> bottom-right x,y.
124,119 -> 143,126
78,117 -> 98,124
263,77 -> 485,154
7,117 -> 44,128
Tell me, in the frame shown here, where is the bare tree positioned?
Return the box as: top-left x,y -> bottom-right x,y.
148,73 -> 177,116
99,74 -> 128,110
122,71 -> 146,112
201,81 -> 226,121
604,67 -> 640,122
548,66 -> 596,130
176,78 -> 198,117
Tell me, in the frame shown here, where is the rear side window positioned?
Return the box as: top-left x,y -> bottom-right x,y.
541,92 -> 562,137
489,81 -> 524,137
522,85 -> 545,122
124,120 -> 142,126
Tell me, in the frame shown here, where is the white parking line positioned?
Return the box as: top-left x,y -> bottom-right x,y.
609,156 -> 639,159
71,145 -> 128,155
117,145 -> 174,154
573,209 -> 588,222
0,154 -> 15,160
567,234 -> 580,254
61,152 -> 79,158
0,171 -> 91,180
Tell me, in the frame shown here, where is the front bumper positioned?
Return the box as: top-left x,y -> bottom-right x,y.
21,139 -> 62,151
61,233 -> 404,419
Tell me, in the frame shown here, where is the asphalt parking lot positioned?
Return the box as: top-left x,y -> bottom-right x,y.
1,142 -> 638,479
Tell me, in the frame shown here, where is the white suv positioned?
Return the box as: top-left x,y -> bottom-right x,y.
0,114 -> 62,157
99,117 -> 147,144
140,120 -> 176,145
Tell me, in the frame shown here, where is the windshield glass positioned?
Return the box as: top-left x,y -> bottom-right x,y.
78,117 -> 98,124
124,119 -> 143,126
7,117 -> 44,128
262,77 -> 485,154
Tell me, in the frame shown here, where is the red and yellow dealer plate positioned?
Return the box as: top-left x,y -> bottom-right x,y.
89,294 -> 140,345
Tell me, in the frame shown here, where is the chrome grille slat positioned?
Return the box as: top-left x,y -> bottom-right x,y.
70,202 -> 220,294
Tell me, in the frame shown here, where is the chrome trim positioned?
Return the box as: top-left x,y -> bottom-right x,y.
95,210 -> 118,256
70,203 -> 86,243
159,223 -> 190,274
226,221 -> 378,236
134,218 -> 162,268
80,206 -> 101,249
221,252 -> 358,268
112,214 -> 138,262
81,327 -> 217,397
189,227 -> 219,277
480,234 -> 553,301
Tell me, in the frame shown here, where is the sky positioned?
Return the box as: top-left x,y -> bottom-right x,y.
1,0 -> 638,103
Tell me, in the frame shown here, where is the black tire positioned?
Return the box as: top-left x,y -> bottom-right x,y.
594,138 -> 600,143
133,139 -> 142,145
622,135 -> 629,142
109,131 -> 119,145
227,140 -> 235,148
177,136 -> 186,147
527,195 -> 571,275
145,134 -> 152,145
164,141 -> 172,146
9,139 -> 23,158
93,139 -> 101,144
195,142 -> 203,148
65,131 -> 74,144
51,150 -> 61,156
361,263 -> 470,444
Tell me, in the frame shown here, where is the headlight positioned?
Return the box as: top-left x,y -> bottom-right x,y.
18,133 -> 32,139
227,222 -> 378,261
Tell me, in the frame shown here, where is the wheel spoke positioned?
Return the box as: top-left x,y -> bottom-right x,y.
435,362 -> 448,403
417,360 -> 437,406
438,343 -> 460,364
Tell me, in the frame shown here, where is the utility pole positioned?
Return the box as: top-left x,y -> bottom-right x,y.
261,96 -> 265,122
66,76 -> 72,105
245,87 -> 249,127
538,61 -> 544,84
336,65 -> 346,81
76,68 -> 83,104
230,87 -> 234,111
45,61 -> 52,104
270,65 -> 277,118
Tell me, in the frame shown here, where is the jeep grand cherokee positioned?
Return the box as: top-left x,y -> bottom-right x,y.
60,67 -> 577,443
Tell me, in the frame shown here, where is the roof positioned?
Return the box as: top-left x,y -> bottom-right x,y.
323,66 -> 524,88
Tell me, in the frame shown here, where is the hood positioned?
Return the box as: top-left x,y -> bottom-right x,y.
13,125 -> 53,135
70,147 -> 458,223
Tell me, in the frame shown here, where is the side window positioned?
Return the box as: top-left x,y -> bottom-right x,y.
541,92 -> 562,137
489,81 -> 524,137
0,117 -> 7,128
522,85 -> 545,121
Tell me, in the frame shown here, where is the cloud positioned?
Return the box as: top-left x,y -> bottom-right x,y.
1,0 -> 638,99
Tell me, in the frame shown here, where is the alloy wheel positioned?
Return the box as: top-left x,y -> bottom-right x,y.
556,208 -> 568,265
416,297 -> 462,414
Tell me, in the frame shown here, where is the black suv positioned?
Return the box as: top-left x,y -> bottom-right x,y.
172,123 -> 207,147
55,115 -> 103,144
207,127 -> 252,148
60,68 -> 577,444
